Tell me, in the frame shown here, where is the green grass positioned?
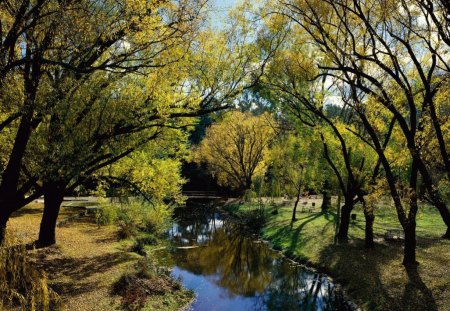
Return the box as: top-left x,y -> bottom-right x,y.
226,202 -> 450,311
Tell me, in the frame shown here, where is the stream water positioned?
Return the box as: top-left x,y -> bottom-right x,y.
159,206 -> 351,311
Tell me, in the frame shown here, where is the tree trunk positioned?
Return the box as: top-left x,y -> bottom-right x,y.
0,206 -> 13,245
337,196 -> 353,241
403,160 -> 419,266
36,181 -> 65,247
321,180 -> 332,212
292,186 -> 302,222
403,221 -> 417,266
362,198 -> 375,248
427,189 -> 450,239
0,198 -> 20,245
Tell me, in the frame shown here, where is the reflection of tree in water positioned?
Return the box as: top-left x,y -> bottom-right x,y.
259,266 -> 342,311
172,218 -> 274,296
170,211 -> 346,310
170,208 -> 219,245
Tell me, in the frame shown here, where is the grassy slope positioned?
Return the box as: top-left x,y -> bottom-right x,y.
7,203 -> 192,311
228,202 -> 450,311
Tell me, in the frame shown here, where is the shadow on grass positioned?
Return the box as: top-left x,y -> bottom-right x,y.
267,212 -> 334,257
265,210 -> 440,310
11,206 -> 43,218
34,250 -> 134,298
317,241 -> 438,311
287,212 -> 327,255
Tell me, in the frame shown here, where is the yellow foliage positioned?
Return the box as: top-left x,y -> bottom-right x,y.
194,111 -> 275,190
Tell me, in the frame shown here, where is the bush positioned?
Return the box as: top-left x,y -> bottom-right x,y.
131,235 -> 158,256
243,189 -> 256,202
0,237 -> 62,310
95,204 -> 117,226
97,200 -> 174,239
112,257 -> 180,311
141,203 -> 173,235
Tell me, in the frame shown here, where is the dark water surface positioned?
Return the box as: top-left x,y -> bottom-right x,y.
161,207 -> 350,311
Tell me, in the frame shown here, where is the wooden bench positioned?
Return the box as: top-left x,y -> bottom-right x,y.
300,206 -> 314,213
384,229 -> 404,241
84,206 -> 99,215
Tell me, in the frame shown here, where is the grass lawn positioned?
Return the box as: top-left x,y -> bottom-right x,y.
225,201 -> 450,311
6,203 -> 193,311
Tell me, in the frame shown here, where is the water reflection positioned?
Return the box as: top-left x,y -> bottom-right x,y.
166,207 -> 349,311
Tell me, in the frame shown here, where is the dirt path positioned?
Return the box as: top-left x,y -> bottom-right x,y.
8,204 -> 138,310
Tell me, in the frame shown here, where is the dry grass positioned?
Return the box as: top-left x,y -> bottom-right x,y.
6,203 -> 192,311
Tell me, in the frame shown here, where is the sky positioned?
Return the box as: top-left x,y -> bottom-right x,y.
212,0 -> 239,11
210,0 -> 240,27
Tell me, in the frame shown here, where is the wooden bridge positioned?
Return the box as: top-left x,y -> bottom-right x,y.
182,191 -> 222,199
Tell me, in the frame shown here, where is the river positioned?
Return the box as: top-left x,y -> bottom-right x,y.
157,206 -> 352,311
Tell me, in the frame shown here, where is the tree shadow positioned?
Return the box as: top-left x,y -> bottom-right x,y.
402,265 -> 438,311
317,241 -> 438,310
32,249 -> 135,298
287,212 -> 331,255
11,206 -> 43,218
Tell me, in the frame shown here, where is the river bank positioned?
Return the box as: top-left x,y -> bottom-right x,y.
222,201 -> 450,311
5,203 -> 194,311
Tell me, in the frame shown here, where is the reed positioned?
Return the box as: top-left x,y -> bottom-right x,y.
0,235 -> 62,310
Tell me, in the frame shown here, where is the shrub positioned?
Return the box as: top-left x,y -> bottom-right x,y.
112,257 -> 179,311
243,189 -> 256,202
95,204 -> 117,226
131,235 -> 158,256
142,203 -> 173,235
97,200 -> 174,239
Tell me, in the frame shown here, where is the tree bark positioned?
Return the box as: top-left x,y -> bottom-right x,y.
362,198 -> 375,248
403,160 -> 419,266
0,204 -> 14,245
292,185 -> 302,222
337,196 -> 353,241
36,181 -> 65,247
403,220 -> 418,266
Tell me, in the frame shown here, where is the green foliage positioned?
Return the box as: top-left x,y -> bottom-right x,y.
269,129 -> 323,197
96,204 -> 118,226
243,189 -> 257,202
437,179 -> 450,204
96,200 -> 173,239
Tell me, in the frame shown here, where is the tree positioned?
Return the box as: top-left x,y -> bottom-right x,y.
0,0 -> 208,243
194,111 -> 276,193
264,0 -> 450,264
269,129 -> 322,222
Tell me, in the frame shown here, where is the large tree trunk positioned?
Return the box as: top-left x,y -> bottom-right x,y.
0,205 -> 14,245
337,195 -> 353,241
403,220 -> 417,266
362,198 -> 375,248
403,161 -> 419,266
0,197 -> 21,245
36,181 -> 65,247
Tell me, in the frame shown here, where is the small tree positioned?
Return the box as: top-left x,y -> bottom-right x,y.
194,111 -> 275,193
